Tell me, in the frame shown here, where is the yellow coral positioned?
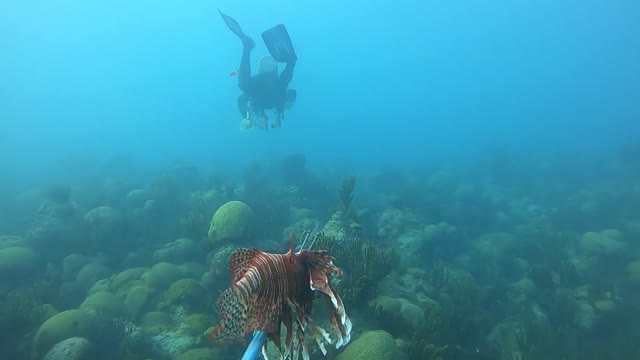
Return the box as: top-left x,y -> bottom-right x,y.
177,347 -> 224,360
594,299 -> 615,312
580,230 -> 625,254
336,330 -> 404,360
166,278 -> 206,307
178,314 -> 213,337
207,201 -> 254,244
79,291 -> 128,319
625,260 -> 640,281
32,309 -> 97,359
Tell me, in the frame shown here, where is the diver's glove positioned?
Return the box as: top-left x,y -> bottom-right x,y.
240,111 -> 255,131
240,117 -> 253,131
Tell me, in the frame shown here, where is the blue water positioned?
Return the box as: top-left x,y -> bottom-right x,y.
1,0 -> 639,182
2,2 -> 640,359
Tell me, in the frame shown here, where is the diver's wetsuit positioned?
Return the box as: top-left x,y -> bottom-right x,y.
237,43 -> 296,119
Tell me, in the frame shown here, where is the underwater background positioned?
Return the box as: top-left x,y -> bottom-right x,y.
1,0 -> 640,359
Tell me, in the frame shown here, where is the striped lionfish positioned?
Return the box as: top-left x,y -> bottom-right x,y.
208,231 -> 352,359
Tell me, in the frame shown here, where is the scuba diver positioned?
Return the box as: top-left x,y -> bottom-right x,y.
219,10 -> 298,130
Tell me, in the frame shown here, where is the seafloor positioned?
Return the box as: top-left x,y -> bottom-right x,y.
1,150 -> 639,360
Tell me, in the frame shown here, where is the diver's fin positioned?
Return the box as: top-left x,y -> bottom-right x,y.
218,9 -> 247,40
261,24 -> 297,63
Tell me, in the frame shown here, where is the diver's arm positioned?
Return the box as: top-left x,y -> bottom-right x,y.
238,45 -> 252,92
279,59 -> 296,86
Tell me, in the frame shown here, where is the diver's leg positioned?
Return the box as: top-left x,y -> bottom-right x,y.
256,109 -> 268,130
272,111 -> 282,128
237,94 -> 250,117
238,40 -> 255,92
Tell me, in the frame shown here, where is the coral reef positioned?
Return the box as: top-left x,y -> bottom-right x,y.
206,200 -> 254,244
43,337 -> 94,360
31,309 -> 99,359
340,175 -> 356,216
315,233 -> 396,308
2,151 -> 640,360
336,330 -> 404,360
165,279 -> 207,311
0,279 -> 55,357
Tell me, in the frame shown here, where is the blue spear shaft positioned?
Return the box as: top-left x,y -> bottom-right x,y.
241,331 -> 268,360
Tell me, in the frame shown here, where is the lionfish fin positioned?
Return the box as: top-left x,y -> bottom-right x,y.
208,287 -> 249,343
319,326 -> 332,345
229,248 -> 262,283
297,324 -> 309,360
288,233 -> 295,255
344,316 -> 353,343
306,318 -> 331,356
282,308 -> 293,358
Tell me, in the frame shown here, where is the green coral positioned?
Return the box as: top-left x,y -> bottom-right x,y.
0,235 -> 29,249
580,229 -> 625,254
423,222 -> 457,242
377,207 -> 418,240
140,311 -> 175,335
177,347 -> 224,360
112,267 -> 147,291
593,299 -> 615,312
123,285 -> 153,319
166,278 -> 207,310
178,313 -> 213,337
207,200 -> 254,244
626,259 -> 640,281
142,262 -> 184,289
0,246 -> 40,279
79,291 -> 128,319
321,213 -> 349,241
32,309 -> 97,359
336,330 -> 404,360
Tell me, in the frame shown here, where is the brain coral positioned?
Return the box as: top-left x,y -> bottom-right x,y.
32,309 -> 97,359
166,278 -> 206,306
43,337 -> 94,360
0,246 -> 40,277
580,229 -> 625,255
207,201 -> 254,244
336,330 -> 404,360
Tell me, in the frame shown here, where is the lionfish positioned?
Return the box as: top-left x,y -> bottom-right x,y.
208,231 -> 352,359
